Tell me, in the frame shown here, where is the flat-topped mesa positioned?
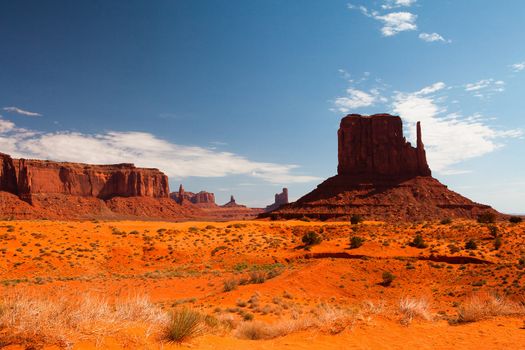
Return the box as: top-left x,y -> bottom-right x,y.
337,114 -> 431,179
1,156 -> 170,201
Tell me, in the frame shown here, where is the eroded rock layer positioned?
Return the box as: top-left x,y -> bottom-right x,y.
0,153 -> 201,220
263,114 -> 498,221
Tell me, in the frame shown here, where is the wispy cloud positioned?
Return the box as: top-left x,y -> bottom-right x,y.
464,79 -> 505,98
348,5 -> 417,36
392,82 -> 521,174
0,117 -> 320,185
415,81 -> 446,95
419,32 -> 449,43
348,2 -> 448,41
382,0 -> 416,10
333,88 -> 386,112
3,106 -> 42,117
510,61 -> 525,72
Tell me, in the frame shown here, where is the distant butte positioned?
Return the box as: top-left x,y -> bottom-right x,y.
263,113 -> 498,221
264,188 -> 289,212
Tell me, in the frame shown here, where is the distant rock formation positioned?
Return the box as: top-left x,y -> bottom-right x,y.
177,184 -> 186,203
0,152 -> 200,220
222,195 -> 246,208
170,186 -> 216,207
0,154 -> 170,203
265,188 -> 289,212
263,114 -> 498,221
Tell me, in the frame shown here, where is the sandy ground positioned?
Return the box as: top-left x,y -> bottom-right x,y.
0,219 -> 524,349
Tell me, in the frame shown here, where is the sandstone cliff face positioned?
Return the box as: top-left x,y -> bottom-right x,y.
0,153 -> 18,195
337,114 -> 431,179
0,153 -> 181,219
13,159 -> 169,201
264,114 -> 497,221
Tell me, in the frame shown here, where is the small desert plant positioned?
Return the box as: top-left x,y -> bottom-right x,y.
509,216 -> 523,224
349,236 -> 365,249
494,237 -> 502,250
488,225 -> 499,238
477,212 -> 497,224
465,239 -> 477,250
409,234 -> 427,249
223,279 -> 238,292
457,293 -> 525,322
301,231 -> 322,246
164,308 -> 204,343
381,271 -> 395,287
440,217 -> 452,225
350,214 -> 363,225
248,271 -> 267,284
235,321 -> 271,340
399,297 -> 431,325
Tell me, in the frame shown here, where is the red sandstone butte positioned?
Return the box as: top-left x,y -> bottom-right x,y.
263,114 -> 498,221
337,114 -> 431,179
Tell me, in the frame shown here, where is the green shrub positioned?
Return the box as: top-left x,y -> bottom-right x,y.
301,231 -> 322,246
349,236 -> 365,249
465,239 -> 477,250
477,212 -> 496,224
350,214 -> 363,225
509,216 -> 523,224
440,217 -> 452,225
164,308 -> 204,343
488,225 -> 499,238
409,234 -> 427,249
381,271 -> 395,287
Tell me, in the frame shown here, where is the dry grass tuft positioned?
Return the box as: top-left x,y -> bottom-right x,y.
163,308 -> 205,343
0,291 -> 169,347
399,297 -> 432,325
458,293 -> 525,323
235,304 -> 357,340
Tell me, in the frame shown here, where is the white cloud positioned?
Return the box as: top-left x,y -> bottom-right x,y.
382,0 -> 416,10
333,88 -> 386,113
415,81 -> 446,95
348,5 -> 417,37
374,12 -> 417,36
510,61 -> 525,72
3,106 -> 42,117
419,32 -> 449,43
392,83 -> 521,174
0,119 -> 320,185
464,79 -> 505,98
0,117 -> 15,133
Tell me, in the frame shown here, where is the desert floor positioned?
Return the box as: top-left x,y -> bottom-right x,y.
0,219 -> 524,349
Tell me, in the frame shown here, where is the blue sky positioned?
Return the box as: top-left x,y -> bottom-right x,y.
0,0 -> 524,213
